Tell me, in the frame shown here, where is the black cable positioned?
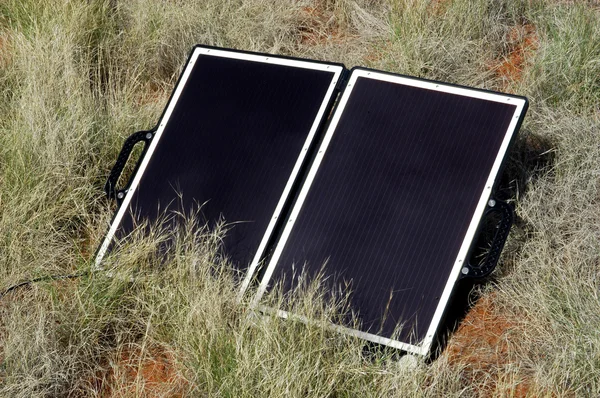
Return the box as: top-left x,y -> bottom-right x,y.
0,271 -> 89,301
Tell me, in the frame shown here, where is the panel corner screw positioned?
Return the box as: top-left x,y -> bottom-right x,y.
145,132 -> 153,140
461,267 -> 469,275
117,192 -> 125,200
488,199 -> 496,207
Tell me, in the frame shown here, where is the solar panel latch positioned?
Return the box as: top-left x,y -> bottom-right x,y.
104,128 -> 156,203
460,198 -> 514,279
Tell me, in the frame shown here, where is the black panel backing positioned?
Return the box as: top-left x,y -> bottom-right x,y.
272,75 -> 517,343
117,54 -> 337,271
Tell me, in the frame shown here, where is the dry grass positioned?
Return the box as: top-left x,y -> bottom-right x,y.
1,0 -> 599,396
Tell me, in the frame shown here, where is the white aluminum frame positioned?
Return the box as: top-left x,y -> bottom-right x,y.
94,47 -> 344,274
251,69 -> 527,356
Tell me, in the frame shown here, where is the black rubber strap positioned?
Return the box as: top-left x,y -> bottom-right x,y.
104,128 -> 155,201
460,199 -> 514,279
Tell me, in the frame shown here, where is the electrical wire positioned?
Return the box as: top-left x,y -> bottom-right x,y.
0,271 -> 89,301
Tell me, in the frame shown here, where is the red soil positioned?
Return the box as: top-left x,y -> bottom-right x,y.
428,0 -> 452,15
444,294 -> 533,397
362,42 -> 390,66
298,2 -> 355,46
492,23 -> 539,91
94,345 -> 188,397
136,81 -> 169,107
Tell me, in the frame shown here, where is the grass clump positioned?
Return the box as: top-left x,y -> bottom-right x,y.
1,0 -> 600,396
527,4 -> 600,113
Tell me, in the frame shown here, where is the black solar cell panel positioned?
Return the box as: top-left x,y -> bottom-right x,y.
254,68 -> 528,355
95,47 -> 343,275
97,46 -> 527,356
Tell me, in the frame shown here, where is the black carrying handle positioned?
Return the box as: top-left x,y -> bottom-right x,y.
105,128 -> 156,201
459,199 -> 514,279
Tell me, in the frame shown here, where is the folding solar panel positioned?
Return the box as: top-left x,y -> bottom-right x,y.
98,45 -> 528,357
95,46 -> 344,274
250,68 -> 528,356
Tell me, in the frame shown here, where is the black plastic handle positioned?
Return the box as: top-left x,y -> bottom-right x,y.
104,128 -> 155,201
459,199 -> 514,279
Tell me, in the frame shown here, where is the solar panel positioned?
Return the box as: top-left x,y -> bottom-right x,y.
97,46 -> 527,356
95,46 -> 344,275
251,68 -> 528,356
